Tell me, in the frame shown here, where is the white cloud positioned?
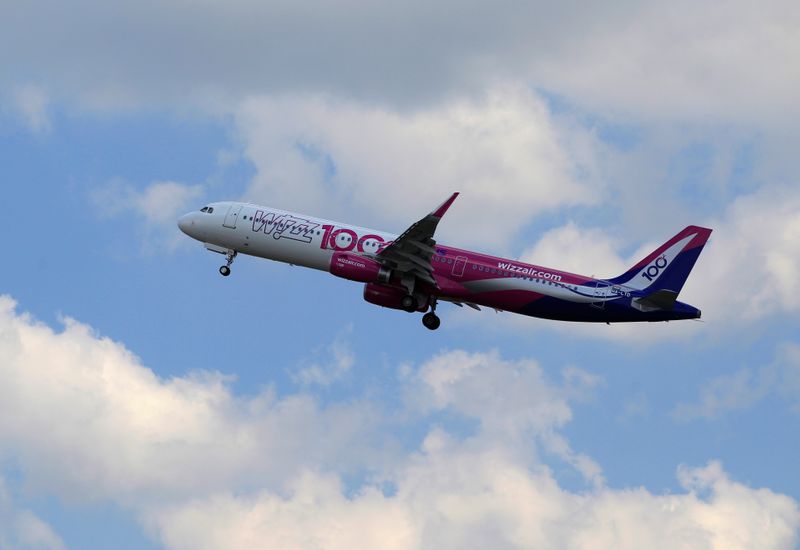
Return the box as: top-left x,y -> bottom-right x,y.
530,1 -> 800,126
673,342 -> 800,421
406,351 -> 605,488
0,476 -> 65,550
91,179 -> 204,250
146,455 -> 800,550
2,1 -> 798,128
141,345 -> 795,548
0,296 -> 382,504
10,84 -> 51,134
520,222 -> 630,280
132,181 -> 205,227
93,179 -> 204,226
144,472 -> 416,550
673,368 -> 766,422
1,297 -> 798,548
695,185 -> 800,321
409,349 -> 576,437
294,327 -> 355,386
235,86 -> 596,250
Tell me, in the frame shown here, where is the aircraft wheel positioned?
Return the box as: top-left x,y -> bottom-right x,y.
219,265 -> 231,277
401,295 -> 417,312
422,312 -> 440,330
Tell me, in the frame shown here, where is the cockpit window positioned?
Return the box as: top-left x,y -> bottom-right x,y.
207,207 -> 214,213
200,207 -> 208,212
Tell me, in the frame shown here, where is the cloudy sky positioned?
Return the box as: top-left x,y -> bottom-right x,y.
1,1 -> 799,548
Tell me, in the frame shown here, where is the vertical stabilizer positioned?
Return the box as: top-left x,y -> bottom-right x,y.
609,226 -> 712,294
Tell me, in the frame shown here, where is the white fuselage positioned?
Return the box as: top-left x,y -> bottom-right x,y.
179,201 -> 398,271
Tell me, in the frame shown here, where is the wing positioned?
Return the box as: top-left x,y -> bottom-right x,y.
369,192 -> 459,288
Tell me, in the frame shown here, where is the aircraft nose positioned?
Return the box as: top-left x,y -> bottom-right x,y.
177,213 -> 194,236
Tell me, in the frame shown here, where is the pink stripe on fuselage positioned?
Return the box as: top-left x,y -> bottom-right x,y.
430,245 -> 595,287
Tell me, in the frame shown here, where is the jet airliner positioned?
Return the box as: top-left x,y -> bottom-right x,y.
178,193 -> 711,330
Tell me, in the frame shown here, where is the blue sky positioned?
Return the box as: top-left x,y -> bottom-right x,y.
1,2 -> 799,548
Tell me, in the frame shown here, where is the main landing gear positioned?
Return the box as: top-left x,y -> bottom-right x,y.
400,274 -> 440,330
422,311 -> 441,330
421,298 -> 441,331
401,293 -> 440,330
219,249 -> 236,277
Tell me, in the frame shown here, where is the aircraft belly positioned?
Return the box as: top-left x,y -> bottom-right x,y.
211,225 -> 331,271
517,296 -> 699,323
249,236 -> 331,270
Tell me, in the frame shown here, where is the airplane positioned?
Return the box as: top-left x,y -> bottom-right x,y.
177,193 -> 712,330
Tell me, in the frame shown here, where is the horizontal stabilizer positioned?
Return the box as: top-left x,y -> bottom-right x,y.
632,289 -> 678,312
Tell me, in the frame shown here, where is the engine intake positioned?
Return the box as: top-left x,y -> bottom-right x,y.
330,252 -> 392,284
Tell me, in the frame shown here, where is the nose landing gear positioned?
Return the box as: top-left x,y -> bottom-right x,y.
219,250 -> 236,277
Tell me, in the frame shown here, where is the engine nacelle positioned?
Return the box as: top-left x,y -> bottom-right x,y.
363,283 -> 429,312
330,252 -> 392,284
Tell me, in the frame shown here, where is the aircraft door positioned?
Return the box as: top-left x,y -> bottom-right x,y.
223,204 -> 243,229
592,281 -> 609,309
452,256 -> 468,277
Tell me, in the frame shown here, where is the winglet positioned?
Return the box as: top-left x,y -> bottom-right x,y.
432,192 -> 459,218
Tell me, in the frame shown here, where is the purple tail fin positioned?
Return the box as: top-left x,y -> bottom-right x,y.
609,226 -> 713,294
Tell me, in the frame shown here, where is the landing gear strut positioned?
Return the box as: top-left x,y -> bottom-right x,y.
422,299 -> 440,330
219,250 -> 236,277
400,274 -> 418,312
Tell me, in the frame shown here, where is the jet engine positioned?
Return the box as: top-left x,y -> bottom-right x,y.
363,283 -> 429,312
329,252 -> 392,284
